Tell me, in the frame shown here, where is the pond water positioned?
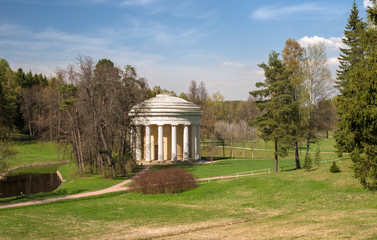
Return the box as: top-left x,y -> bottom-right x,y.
0,173 -> 62,198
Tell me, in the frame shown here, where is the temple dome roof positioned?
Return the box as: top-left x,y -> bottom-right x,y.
130,94 -> 202,125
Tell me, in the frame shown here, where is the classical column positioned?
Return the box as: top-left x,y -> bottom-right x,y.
183,124 -> 189,161
158,124 -> 164,161
171,124 -> 177,161
145,125 -> 151,162
191,125 -> 196,160
130,128 -> 134,159
135,126 -> 141,161
196,124 -> 201,160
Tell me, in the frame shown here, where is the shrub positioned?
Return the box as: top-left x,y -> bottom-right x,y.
314,147 -> 321,166
330,161 -> 341,173
304,154 -> 312,171
130,168 -> 197,194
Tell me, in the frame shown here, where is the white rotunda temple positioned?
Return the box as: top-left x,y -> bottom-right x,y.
130,94 -> 202,163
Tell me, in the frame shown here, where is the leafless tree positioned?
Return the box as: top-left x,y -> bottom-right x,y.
57,57 -> 149,178
187,80 -> 198,103
20,84 -> 45,136
197,81 -> 208,105
215,121 -> 238,159
236,120 -> 257,159
304,43 -> 333,159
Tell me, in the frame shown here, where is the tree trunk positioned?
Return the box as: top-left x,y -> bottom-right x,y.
295,141 -> 301,169
49,114 -> 52,140
76,128 -> 85,173
75,108 -> 85,174
222,139 -> 225,158
305,124 -> 310,161
275,137 -> 278,172
57,111 -> 61,142
98,125 -> 116,178
242,142 -> 245,159
231,142 -> 233,159
326,129 -> 329,138
28,122 -> 32,136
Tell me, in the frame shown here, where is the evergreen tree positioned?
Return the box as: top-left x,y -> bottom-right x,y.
335,1 -> 365,154
335,0 -> 377,190
250,51 -> 294,172
336,1 -> 365,97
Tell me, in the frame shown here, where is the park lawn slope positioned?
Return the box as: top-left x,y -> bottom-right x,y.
6,141 -> 70,169
0,160 -> 376,239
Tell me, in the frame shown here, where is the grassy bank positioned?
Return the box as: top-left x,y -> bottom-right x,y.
0,162 -> 131,205
6,141 -> 70,169
1,141 -> 133,205
0,159 -> 375,239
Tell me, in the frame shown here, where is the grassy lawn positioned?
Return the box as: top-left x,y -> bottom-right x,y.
152,158 -> 303,178
0,160 -> 376,239
202,135 -> 340,169
204,133 -> 337,153
6,141 -> 70,168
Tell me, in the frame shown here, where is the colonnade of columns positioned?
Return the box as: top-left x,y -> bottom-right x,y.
132,124 -> 201,162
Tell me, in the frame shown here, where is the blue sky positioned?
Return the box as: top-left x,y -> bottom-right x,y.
0,0 -> 372,100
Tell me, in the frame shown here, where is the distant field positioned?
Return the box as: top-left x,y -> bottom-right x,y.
0,160 -> 376,239
201,135 -> 340,172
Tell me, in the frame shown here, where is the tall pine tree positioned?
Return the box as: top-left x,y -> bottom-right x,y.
335,1 -> 365,154
336,0 -> 364,94
335,0 -> 377,190
250,51 -> 294,172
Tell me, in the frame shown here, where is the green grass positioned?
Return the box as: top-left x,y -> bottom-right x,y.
202,134 -> 340,171
152,155 -> 347,179
6,141 -> 70,168
7,164 -> 65,176
0,160 -> 376,239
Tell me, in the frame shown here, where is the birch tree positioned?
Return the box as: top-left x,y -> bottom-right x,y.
303,43 -> 333,162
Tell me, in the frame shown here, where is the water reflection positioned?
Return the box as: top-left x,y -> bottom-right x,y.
0,173 -> 61,198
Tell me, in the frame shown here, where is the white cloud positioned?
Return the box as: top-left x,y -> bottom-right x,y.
254,70 -> 264,77
251,3 -> 339,20
364,0 -> 374,8
298,36 -> 345,52
221,62 -> 233,67
327,57 -> 339,66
